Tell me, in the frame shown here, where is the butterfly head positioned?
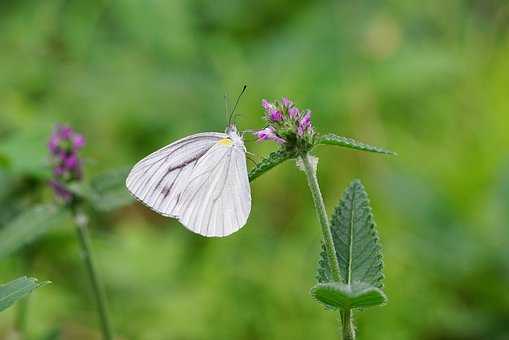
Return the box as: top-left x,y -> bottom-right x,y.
226,124 -> 244,147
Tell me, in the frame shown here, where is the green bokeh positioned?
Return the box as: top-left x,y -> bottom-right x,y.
1,1 -> 509,339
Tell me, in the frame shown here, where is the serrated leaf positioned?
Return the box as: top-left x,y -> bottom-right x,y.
0,204 -> 67,259
318,180 -> 384,289
248,150 -> 295,182
89,167 -> 133,211
317,134 -> 396,155
0,277 -> 50,312
311,281 -> 387,310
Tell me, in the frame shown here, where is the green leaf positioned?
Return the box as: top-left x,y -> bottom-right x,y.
0,277 -> 49,312
0,130 -> 52,177
88,167 -> 133,211
0,204 -> 67,259
310,281 -> 387,310
317,134 -> 396,155
248,150 -> 295,182
317,180 -> 384,289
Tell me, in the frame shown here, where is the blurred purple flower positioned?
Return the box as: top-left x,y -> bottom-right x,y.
60,126 -> 73,139
49,179 -> 73,202
72,134 -> 86,149
53,165 -> 65,176
64,153 -> 79,170
48,135 -> 60,154
48,125 -> 85,202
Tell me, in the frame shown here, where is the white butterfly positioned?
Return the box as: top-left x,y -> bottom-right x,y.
125,124 -> 251,237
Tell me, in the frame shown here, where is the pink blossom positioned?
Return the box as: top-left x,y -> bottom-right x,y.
72,134 -> 86,149
262,99 -> 275,112
254,127 -> 286,144
282,97 -> 293,108
298,110 -> 313,136
268,109 -> 283,122
288,107 -> 300,119
64,153 -> 79,169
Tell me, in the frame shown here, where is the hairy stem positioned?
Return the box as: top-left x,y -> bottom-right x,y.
301,153 -> 356,339
341,309 -> 355,340
73,211 -> 114,340
301,153 -> 342,282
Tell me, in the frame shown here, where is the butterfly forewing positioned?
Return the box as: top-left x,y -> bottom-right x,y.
126,132 -> 226,217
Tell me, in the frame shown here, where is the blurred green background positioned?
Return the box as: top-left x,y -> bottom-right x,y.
1,0 -> 509,339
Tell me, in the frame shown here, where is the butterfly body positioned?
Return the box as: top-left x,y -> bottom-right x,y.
126,124 -> 251,237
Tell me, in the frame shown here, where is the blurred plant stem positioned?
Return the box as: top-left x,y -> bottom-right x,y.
15,250 -> 34,340
15,297 -> 28,339
73,208 -> 113,340
301,153 -> 355,340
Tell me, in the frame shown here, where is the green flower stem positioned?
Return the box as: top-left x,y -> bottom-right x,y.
301,153 -> 355,340
73,210 -> 113,340
341,309 -> 355,340
301,153 -> 342,282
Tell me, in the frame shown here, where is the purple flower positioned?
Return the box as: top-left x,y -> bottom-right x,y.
298,110 -> 313,136
255,127 -> 274,140
48,124 -> 85,202
72,134 -> 86,149
262,99 -> 284,122
48,135 -> 60,154
268,109 -> 283,122
262,99 -> 275,112
282,97 -> 293,108
288,107 -> 300,119
60,126 -> 73,139
254,127 -> 286,144
256,97 -> 315,147
53,165 -> 65,176
64,153 -> 79,169
49,179 -> 73,202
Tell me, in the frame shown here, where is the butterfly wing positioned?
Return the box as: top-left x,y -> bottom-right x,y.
175,141 -> 252,237
125,132 -> 226,217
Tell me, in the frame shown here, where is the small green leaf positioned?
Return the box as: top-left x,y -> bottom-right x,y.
248,150 -> 295,182
311,281 -> 387,310
89,167 -> 133,211
317,134 -> 396,155
0,277 -> 50,312
0,204 -> 67,259
317,180 -> 384,289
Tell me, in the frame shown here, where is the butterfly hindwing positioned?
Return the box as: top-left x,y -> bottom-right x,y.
175,142 -> 251,237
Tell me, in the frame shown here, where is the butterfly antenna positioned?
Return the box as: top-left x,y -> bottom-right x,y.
228,85 -> 247,126
224,93 -> 230,121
